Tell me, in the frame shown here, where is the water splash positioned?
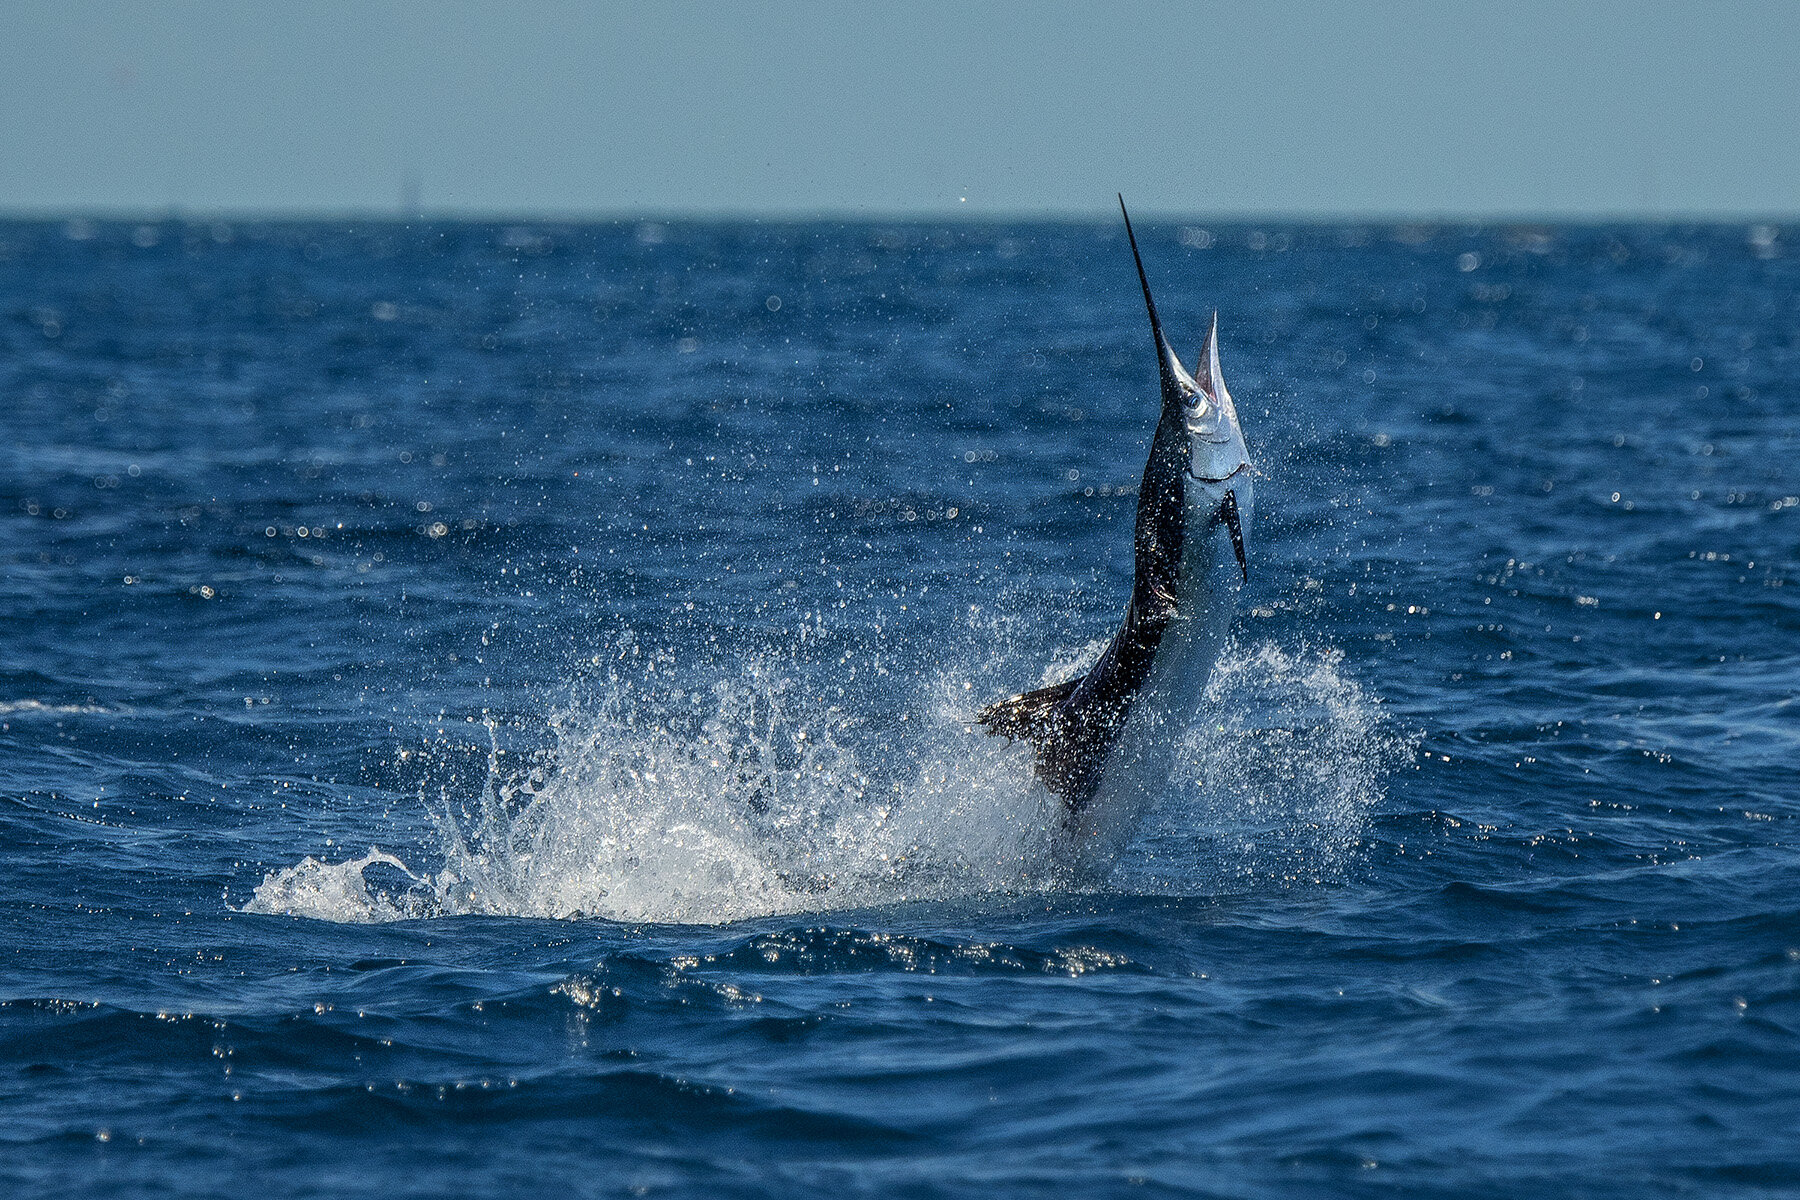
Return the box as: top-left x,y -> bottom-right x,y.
244,640 -> 1404,924
239,848 -> 429,923
1126,641 -> 1417,891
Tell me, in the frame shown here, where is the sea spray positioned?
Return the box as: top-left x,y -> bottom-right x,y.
239,848 -> 431,924
1124,640 -> 1418,892
244,640 -> 1405,923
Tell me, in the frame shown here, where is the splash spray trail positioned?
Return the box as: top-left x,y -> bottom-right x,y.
245,638 -> 1406,924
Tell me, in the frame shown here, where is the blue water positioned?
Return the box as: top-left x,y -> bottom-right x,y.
2,215 -> 1796,1197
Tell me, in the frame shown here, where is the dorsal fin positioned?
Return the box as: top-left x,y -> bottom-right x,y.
977,677 -> 1079,744
978,677 -> 1111,808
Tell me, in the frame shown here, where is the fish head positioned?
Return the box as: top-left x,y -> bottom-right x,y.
1164,312 -> 1251,485
1116,197 -> 1254,584
1117,197 -> 1251,485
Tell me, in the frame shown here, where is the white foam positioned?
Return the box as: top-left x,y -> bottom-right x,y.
241,848 -> 429,923
1126,640 -> 1415,889
246,639 -> 1404,925
0,699 -> 117,716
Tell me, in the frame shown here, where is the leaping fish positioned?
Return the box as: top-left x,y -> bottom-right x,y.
979,196 -> 1254,881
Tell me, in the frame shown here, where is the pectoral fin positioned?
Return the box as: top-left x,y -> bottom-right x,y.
1219,489 -> 1247,582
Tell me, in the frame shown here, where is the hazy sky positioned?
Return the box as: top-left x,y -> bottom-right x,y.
4,1 -> 1797,218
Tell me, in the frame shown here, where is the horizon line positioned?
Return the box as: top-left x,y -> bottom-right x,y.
1,205 -> 1794,227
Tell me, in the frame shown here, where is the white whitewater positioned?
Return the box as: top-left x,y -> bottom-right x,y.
243,640 -> 1407,925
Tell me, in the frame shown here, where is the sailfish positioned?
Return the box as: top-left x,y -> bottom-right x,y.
979,196 -> 1254,879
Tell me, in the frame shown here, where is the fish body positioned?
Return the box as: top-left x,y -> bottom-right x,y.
979,197 -> 1254,880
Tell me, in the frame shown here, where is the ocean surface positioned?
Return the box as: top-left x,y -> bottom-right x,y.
1,214 -> 1796,1197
